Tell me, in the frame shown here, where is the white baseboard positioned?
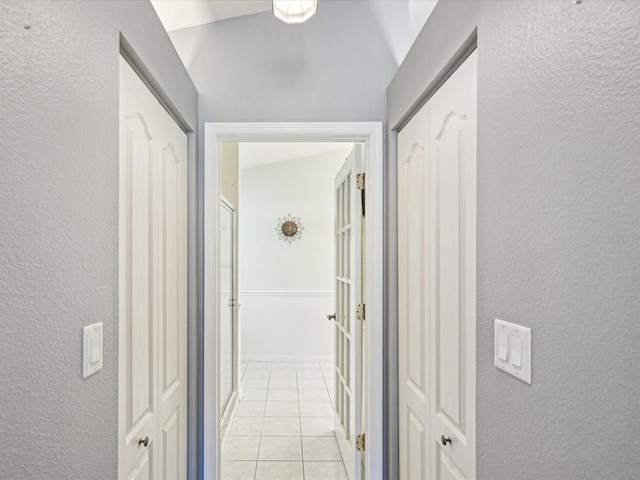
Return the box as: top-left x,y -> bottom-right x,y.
242,355 -> 332,363
220,391 -> 239,447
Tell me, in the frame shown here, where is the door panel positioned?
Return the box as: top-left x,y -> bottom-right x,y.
407,409 -> 426,479
157,121 -> 187,480
161,410 -> 180,479
127,114 -> 154,427
398,104 -> 430,480
437,449 -> 466,480
162,145 -> 181,394
120,97 -> 158,477
127,451 -> 153,480
333,146 -> 363,480
398,49 -> 477,480
429,50 -> 477,480
119,55 -> 188,480
436,114 -> 463,425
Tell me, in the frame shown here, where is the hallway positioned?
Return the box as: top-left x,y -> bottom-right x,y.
222,361 -> 347,480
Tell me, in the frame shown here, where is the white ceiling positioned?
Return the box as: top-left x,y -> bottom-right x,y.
151,0 -> 271,32
239,142 -> 353,170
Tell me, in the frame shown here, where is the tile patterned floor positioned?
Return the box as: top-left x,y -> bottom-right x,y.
222,361 -> 348,480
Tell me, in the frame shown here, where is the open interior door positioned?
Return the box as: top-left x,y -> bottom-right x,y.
332,145 -> 364,480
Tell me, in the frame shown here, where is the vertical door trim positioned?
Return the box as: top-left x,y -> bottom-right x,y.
202,122 -> 385,480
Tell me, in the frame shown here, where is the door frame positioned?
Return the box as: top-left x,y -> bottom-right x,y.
202,122 -> 385,480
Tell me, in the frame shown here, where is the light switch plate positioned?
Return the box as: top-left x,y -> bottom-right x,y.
494,319 -> 531,384
83,322 -> 103,378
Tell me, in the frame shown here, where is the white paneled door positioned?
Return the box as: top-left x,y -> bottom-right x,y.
118,56 -> 188,480
398,103 -> 431,480
333,146 -> 363,480
398,50 -> 477,480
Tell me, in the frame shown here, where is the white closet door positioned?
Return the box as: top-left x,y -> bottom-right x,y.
398,49 -> 477,480
333,146 -> 363,480
398,103 -> 431,480
119,56 -> 188,480
429,50 -> 477,480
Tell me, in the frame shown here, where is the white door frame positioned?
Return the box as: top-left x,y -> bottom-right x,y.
203,122 -> 384,480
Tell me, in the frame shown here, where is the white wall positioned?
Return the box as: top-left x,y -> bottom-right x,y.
387,1 -> 640,478
221,142 -> 239,208
239,146 -> 352,361
0,2 -> 199,478
368,0 -> 438,66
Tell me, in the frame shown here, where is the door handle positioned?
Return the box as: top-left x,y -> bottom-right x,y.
327,313 -> 336,321
138,436 -> 150,447
441,435 -> 452,446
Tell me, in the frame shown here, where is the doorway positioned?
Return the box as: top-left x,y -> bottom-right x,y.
223,142 -> 358,480
203,123 -> 384,480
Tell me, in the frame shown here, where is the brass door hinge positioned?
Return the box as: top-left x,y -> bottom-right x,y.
356,304 -> 365,321
356,433 -> 365,452
356,173 -> 366,216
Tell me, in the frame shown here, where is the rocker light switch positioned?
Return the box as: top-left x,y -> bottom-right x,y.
510,335 -> 523,367
494,319 -> 531,384
497,332 -> 509,361
83,322 -> 103,378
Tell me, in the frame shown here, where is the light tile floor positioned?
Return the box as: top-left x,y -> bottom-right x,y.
222,361 -> 348,480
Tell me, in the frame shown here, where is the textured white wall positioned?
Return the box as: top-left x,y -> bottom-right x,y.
239,147 -> 352,360
0,2 -> 198,478
368,0 -> 438,66
387,1 -> 640,478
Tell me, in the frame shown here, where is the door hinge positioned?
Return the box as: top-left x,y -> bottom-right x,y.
356,433 -> 365,452
356,173 -> 365,216
356,304 -> 365,321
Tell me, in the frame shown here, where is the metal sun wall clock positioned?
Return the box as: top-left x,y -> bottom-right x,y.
275,214 -> 304,243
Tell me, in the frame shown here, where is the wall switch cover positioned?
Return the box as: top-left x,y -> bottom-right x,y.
83,322 -> 103,378
494,319 -> 531,384
497,332 -> 509,361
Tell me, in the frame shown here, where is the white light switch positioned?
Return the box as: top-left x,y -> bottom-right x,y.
494,319 -> 531,384
90,334 -> 100,364
83,322 -> 103,378
497,332 -> 509,361
510,335 -> 522,367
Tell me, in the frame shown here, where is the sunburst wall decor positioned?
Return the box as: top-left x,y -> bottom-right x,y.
275,214 -> 304,244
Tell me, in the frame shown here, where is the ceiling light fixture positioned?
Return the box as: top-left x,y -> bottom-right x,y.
272,0 -> 318,24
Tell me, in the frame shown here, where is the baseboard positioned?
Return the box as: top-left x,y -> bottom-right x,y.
242,355 -> 333,363
220,391 -> 239,447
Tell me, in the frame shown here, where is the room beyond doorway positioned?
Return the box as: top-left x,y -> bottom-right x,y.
236,142 -> 353,364
220,141 -> 355,480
